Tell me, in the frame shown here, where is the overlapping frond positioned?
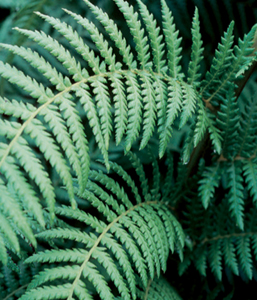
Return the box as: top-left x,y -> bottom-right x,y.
181,200 -> 257,282
1,1 -> 257,298
19,155 -> 184,300
0,0 -> 226,262
202,22 -> 257,104
198,158 -> 257,230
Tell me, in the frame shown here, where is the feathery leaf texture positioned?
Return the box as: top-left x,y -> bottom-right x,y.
0,0 -> 257,298
0,0 -> 247,261
19,155 -> 184,300
180,198 -> 257,282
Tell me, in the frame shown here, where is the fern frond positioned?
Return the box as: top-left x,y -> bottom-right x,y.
222,236 -> 239,276
83,0 -> 135,69
148,148 -> 161,201
194,101 -> 222,153
136,0 -> 166,73
227,161 -> 245,230
243,158 -> 257,205
155,77 -> 168,158
127,151 -> 151,201
89,76 -> 112,149
139,71 -> 157,150
179,82 -> 197,128
193,102 -> 208,147
20,155 -> 184,300
73,84 -> 109,168
182,121 -> 196,163
0,43 -> 89,192
205,23 -> 257,103
13,27 -> 87,82
114,0 -> 151,69
159,79 -> 183,157
235,95 -> 257,158
36,12 -> 112,149
237,236 -> 253,279
160,0 -> 183,78
63,8 -> 118,71
1,3 -> 257,297
0,178 -> 36,262
209,239 -> 222,281
187,7 -> 204,85
124,72 -> 143,152
182,197 -> 257,282
201,21 -> 235,99
109,73 -> 128,145
0,62 -> 76,205
216,87 -> 239,159
0,211 -> 19,255
198,164 -> 221,209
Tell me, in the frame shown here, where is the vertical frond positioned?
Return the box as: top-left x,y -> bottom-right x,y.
160,0 -> 183,78
114,0 -> 151,69
136,0 -> 166,73
227,162 -> 245,230
187,7 -> 204,85
198,164 -> 221,209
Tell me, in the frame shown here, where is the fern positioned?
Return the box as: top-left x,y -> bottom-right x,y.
18,155 -> 184,300
1,0 -> 257,299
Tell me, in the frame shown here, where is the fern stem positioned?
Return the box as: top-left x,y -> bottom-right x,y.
67,200 -> 158,300
0,68 -> 181,169
143,278 -> 153,300
201,231 -> 257,245
3,283 -> 29,300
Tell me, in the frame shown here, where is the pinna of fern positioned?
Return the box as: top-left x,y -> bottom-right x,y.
17,152 -> 184,300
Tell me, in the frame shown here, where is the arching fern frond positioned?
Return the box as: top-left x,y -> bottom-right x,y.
19,154 -> 184,300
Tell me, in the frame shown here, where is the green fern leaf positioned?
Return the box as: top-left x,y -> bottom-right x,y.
209,240 -> 222,281
109,73 -> 128,145
159,79 -> 183,157
83,0 -> 135,69
187,7 -> 204,85
216,86 -> 239,159
139,71 -> 157,150
124,72 -> 143,152
179,82 -> 197,128
114,0 -> 151,69
201,21 -> 234,99
199,164 -> 221,209
20,155 -> 183,299
222,237 -> 239,276
160,0 -> 182,78
243,159 -> 257,205
136,0 -> 166,73
227,162 -> 245,230
0,212 -> 19,254
236,236 -> 253,280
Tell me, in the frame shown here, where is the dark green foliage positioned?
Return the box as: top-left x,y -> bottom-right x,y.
1,0 -> 257,299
